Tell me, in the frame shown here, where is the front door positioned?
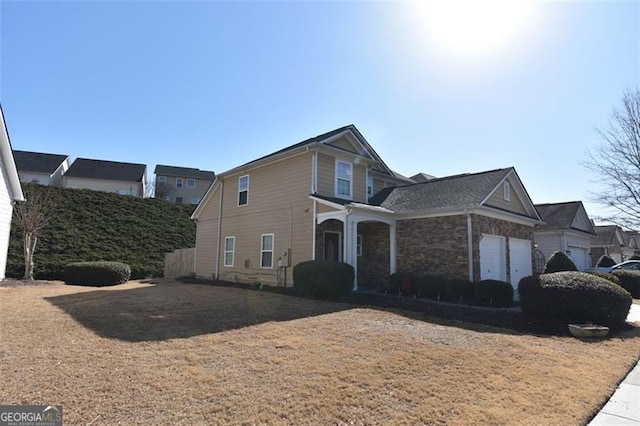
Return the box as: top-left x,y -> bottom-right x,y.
324,231 -> 341,261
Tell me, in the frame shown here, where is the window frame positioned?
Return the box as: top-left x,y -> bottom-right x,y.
175,196 -> 183,204
503,181 -> 511,201
357,234 -> 363,257
366,175 -> 373,198
238,175 -> 249,206
176,178 -> 183,188
158,176 -> 166,184
224,236 -> 235,267
191,198 -> 201,205
335,160 -> 353,199
260,234 -> 274,269
186,178 -> 196,188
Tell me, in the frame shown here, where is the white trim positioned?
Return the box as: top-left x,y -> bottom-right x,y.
158,175 -> 166,183
238,175 -> 249,206
191,178 -> 220,219
186,178 -> 196,188
366,171 -> 373,199
357,234 -> 363,256
215,180 -> 224,279
176,177 -> 183,188
224,236 -> 235,267
398,206 -> 541,226
0,105 -> 25,202
260,233 -> 274,268
312,199 -> 317,260
335,160 -> 353,200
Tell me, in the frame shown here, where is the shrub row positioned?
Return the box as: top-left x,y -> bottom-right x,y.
293,260 -> 354,298
518,271 -> 631,327
610,270 -> 640,298
387,273 -> 514,307
64,261 -> 131,287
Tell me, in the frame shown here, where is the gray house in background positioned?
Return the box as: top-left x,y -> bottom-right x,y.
154,165 -> 215,204
64,158 -> 147,197
534,201 -> 597,271
13,150 -> 70,186
591,225 -> 626,265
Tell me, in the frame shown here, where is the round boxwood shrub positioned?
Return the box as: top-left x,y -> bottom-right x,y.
610,270 -> 640,298
64,261 -> 131,286
544,251 -> 578,273
443,277 -> 475,301
386,272 -> 415,296
518,271 -> 632,327
414,275 -> 447,300
475,279 -> 513,307
293,260 -> 354,298
586,271 -> 621,286
596,255 -> 617,267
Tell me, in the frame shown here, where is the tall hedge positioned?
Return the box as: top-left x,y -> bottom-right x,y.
596,255 -> 616,267
293,260 -> 354,298
610,270 -> 640,298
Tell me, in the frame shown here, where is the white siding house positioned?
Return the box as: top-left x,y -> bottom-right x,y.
0,105 -> 26,279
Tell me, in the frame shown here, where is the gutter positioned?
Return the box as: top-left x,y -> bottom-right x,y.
215,179 -> 224,280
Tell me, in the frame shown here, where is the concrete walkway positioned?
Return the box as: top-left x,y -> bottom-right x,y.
589,303 -> 640,425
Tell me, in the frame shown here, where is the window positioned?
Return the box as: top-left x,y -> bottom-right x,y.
224,237 -> 235,267
176,178 -> 183,188
158,176 -> 166,184
191,198 -> 201,205
357,234 -> 363,256
503,181 -> 511,201
367,175 -> 373,198
261,234 -> 274,268
186,179 -> 196,188
176,197 -> 183,204
335,160 -> 352,199
238,175 -> 249,205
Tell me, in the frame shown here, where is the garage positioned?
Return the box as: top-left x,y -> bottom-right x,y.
568,246 -> 590,271
480,234 -> 506,281
509,238 -> 532,300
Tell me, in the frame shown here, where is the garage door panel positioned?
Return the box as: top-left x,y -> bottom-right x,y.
480,235 -> 506,281
509,238 -> 532,301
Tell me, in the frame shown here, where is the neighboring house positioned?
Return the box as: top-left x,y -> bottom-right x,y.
533,201 -> 597,271
622,231 -> 640,260
13,150 -> 70,186
64,158 -> 147,197
409,172 -> 437,183
590,225 -> 626,265
154,165 -> 215,204
192,125 -> 542,296
0,105 -> 25,279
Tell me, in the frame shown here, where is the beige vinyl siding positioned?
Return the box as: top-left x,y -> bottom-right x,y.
484,178 -> 528,216
64,176 -> 144,197
198,152 -> 314,285
157,176 -> 214,203
316,152 -> 367,203
328,137 -> 357,153
317,203 -> 341,214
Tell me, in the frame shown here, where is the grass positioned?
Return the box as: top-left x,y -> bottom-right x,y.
0,280 -> 638,424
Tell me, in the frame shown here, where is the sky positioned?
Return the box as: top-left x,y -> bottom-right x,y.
1,1 -> 639,222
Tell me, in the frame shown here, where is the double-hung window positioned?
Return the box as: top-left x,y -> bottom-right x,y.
336,160 -> 352,199
224,237 -> 235,267
158,176 -> 166,184
186,179 -> 196,188
367,175 -> 373,198
261,234 -> 274,268
238,175 -> 249,206
503,181 -> 511,201
176,178 -> 183,188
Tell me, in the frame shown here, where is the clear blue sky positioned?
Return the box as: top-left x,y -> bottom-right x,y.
1,1 -> 639,221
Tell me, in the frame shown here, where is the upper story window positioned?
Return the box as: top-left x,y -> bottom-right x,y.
176,178 -> 183,188
224,236 -> 235,267
238,175 -> 249,206
367,175 -> 373,198
503,181 -> 511,201
158,176 -> 166,184
186,179 -> 196,188
335,160 -> 352,199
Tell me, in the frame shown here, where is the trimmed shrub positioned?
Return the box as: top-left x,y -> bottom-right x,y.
610,270 -> 640,298
586,271 -> 621,286
293,260 -> 354,298
544,251 -> 577,273
444,277 -> 475,301
476,280 -> 513,307
414,275 -> 447,300
64,261 -> 131,286
518,272 -> 632,327
596,255 -> 616,267
386,272 -> 416,295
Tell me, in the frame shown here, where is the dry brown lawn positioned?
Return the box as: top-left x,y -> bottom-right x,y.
0,280 -> 638,425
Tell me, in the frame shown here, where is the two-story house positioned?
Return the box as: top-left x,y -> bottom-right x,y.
192,125 -> 541,293
64,158 -> 147,197
153,165 -> 215,204
13,150 -> 70,186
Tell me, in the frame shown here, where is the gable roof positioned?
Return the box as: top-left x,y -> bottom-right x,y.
534,201 -> 597,235
410,172 -> 437,183
66,158 -> 146,182
593,225 -> 625,246
370,167 -> 540,221
154,165 -> 215,180
0,105 -> 25,202
13,150 -> 69,175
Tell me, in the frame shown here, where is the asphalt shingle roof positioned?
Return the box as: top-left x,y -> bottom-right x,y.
65,158 -> 146,182
154,165 -> 215,180
593,225 -> 620,246
13,150 -> 68,174
535,202 -> 581,231
371,168 -> 513,213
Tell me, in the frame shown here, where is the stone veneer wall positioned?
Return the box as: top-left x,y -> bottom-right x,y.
315,219 -> 344,261
396,216 -> 469,279
357,222 -> 389,287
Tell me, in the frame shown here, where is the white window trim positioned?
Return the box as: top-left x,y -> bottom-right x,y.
366,174 -> 373,198
186,178 -> 196,188
503,181 -> 511,201
191,198 -> 200,205
261,233 -> 274,269
357,234 -> 363,257
158,176 -> 166,183
238,175 -> 249,206
176,177 -> 183,188
224,236 -> 235,267
335,160 -> 353,200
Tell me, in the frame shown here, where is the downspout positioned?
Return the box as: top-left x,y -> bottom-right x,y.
466,211 -> 473,282
311,150 -> 318,260
215,179 -> 224,280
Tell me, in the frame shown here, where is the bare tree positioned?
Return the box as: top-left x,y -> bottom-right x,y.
13,184 -> 52,280
587,88 -> 640,229
152,180 -> 176,200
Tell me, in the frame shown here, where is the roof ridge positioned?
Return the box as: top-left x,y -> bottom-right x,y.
393,167 -> 512,189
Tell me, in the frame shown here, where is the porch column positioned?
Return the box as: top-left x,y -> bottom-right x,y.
350,220 -> 358,291
390,223 -> 397,274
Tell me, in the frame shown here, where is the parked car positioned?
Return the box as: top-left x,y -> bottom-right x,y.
585,260 -> 640,273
